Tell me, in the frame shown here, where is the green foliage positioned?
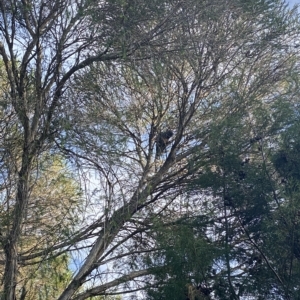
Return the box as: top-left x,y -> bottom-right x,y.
22,254 -> 72,300
10,155 -> 81,299
145,72 -> 300,299
146,221 -> 216,300
272,120 -> 300,182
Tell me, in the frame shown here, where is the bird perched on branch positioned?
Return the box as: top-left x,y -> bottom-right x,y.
155,129 -> 173,159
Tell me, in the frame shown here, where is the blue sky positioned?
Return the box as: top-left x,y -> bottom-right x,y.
288,0 -> 299,5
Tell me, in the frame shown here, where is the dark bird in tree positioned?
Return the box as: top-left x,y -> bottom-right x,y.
250,135 -> 262,144
155,129 -> 173,158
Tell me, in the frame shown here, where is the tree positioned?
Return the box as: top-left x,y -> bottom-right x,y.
143,41 -> 300,299
144,73 -> 300,299
0,0 -> 205,298
0,154 -> 80,300
62,1 -> 300,299
0,0 -> 299,299
145,219 -> 216,300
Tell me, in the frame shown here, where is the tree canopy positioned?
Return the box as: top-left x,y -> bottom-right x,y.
0,0 -> 300,299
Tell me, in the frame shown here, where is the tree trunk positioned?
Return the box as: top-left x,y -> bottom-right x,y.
3,148 -> 32,300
